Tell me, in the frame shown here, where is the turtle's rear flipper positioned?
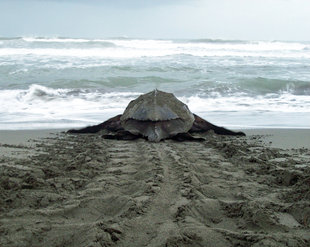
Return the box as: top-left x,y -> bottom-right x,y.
190,114 -> 246,136
171,133 -> 205,142
102,131 -> 140,140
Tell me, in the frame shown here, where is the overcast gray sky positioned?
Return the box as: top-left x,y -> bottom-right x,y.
1,0 -> 310,40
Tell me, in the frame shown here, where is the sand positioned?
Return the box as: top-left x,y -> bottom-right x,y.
0,129 -> 310,247
243,129 -> 310,149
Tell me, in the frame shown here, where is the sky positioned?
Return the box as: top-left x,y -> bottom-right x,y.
0,0 -> 310,40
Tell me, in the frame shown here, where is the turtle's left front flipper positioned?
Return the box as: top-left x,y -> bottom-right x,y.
67,114 -> 123,134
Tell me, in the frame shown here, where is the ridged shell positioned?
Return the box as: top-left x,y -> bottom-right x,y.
120,90 -> 194,142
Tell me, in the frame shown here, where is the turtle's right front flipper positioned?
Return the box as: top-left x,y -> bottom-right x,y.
190,114 -> 246,136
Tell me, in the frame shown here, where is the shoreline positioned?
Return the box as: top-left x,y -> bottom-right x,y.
0,128 -> 309,149
243,128 -> 310,149
0,129 -> 66,145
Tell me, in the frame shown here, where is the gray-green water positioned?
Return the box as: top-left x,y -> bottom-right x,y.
0,37 -> 309,129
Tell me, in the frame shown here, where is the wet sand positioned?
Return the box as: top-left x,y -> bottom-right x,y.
243,129 -> 310,149
0,129 -> 309,246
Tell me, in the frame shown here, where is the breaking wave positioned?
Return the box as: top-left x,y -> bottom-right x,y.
0,84 -> 309,129
0,37 -> 310,59
1,37 -> 310,129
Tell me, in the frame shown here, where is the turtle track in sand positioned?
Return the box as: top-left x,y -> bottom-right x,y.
117,142 -> 190,246
1,133 -> 309,247
164,136 -> 310,247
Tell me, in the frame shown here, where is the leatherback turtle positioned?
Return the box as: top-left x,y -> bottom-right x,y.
68,89 -> 245,141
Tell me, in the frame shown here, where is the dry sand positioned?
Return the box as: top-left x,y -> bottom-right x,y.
0,129 -> 310,247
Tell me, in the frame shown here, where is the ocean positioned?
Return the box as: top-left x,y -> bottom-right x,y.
0,37 -> 309,130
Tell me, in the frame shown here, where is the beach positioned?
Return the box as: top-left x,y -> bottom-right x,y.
1,128 -> 309,247
1,0 -> 310,245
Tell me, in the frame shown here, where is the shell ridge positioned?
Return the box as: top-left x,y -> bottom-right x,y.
120,90 -> 195,141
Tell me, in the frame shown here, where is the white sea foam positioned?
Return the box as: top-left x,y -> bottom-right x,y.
0,85 -> 140,129
1,38 -> 310,129
1,47 -> 309,59
0,84 -> 309,130
22,37 -> 95,43
0,47 -> 175,58
182,94 -> 310,114
19,37 -> 309,50
1,39 -> 309,59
